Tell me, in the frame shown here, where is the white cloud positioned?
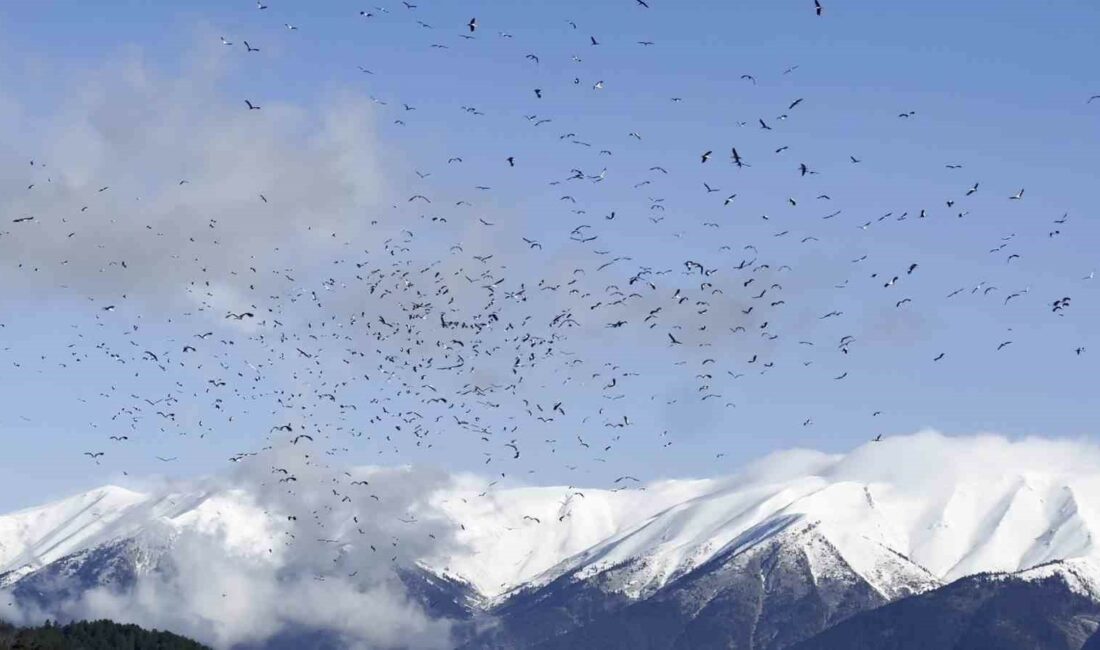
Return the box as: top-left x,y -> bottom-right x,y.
0,50 -> 389,314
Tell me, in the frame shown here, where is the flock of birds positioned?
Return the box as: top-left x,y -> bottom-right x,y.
2,2 -> 1096,570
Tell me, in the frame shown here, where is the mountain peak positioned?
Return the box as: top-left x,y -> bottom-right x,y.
5,434 -> 1100,607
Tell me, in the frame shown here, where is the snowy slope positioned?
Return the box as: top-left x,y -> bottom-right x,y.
0,485 -> 280,586
492,433 -> 1100,602
1011,557 -> 1100,600
4,433 -> 1100,605
424,476 -> 717,598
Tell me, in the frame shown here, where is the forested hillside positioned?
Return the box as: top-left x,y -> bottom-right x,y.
0,619 -> 208,650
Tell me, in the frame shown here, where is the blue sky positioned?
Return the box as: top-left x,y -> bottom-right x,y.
0,0 -> 1098,512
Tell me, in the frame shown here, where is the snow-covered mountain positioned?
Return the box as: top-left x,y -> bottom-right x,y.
794,558 -> 1100,650
4,432 -> 1100,648
0,485 -> 280,588
429,432 -> 1100,604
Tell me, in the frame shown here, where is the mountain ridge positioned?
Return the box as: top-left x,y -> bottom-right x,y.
7,434 -> 1100,604
6,434 -> 1100,649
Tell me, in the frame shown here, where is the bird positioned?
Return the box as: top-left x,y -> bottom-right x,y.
3,2 -> 1091,585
